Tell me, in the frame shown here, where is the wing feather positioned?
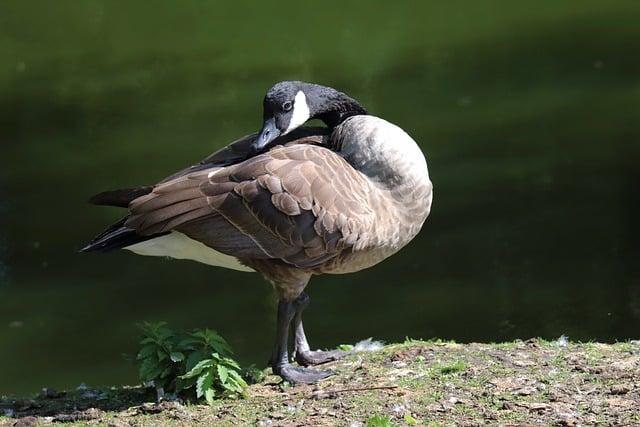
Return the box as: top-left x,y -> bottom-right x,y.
126,143 -> 376,268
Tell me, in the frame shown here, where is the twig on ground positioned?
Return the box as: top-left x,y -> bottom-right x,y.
310,385 -> 398,398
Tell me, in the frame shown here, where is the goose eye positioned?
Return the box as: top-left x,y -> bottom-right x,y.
282,101 -> 292,112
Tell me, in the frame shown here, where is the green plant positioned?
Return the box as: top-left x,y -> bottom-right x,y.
436,360 -> 466,375
137,322 -> 183,391
366,414 -> 395,427
136,322 -> 246,403
337,344 -> 354,351
180,353 -> 247,403
243,364 -> 267,384
403,413 -> 420,425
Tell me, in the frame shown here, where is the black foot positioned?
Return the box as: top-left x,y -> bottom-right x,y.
296,349 -> 349,367
274,363 -> 333,384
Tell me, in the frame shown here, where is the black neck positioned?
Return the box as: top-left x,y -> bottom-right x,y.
303,83 -> 367,129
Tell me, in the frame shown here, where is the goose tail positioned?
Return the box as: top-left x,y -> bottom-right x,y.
80,217 -> 164,253
82,185 -> 160,252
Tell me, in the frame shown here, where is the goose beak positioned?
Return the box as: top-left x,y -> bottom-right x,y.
253,118 -> 280,153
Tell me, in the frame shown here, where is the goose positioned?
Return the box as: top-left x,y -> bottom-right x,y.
82,81 -> 433,384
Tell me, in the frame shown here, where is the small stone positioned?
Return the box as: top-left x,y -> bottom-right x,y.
529,402 -> 550,412
52,408 -> 103,422
13,416 -> 38,427
138,403 -> 163,414
609,384 -> 631,395
606,397 -> 634,408
515,386 -> 537,396
311,390 -> 337,399
108,419 -> 131,427
425,402 -> 444,412
501,401 -> 514,410
489,377 -> 519,390
525,338 -> 540,347
512,359 -> 534,367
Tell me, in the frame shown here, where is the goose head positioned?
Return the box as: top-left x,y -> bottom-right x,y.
253,81 -> 367,152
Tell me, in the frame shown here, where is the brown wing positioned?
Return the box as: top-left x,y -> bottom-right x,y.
125,142 -> 376,269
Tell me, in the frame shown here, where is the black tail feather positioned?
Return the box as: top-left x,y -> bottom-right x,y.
80,217 -> 166,253
89,186 -> 153,208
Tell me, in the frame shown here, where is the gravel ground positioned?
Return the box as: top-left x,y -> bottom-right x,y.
1,339 -> 639,426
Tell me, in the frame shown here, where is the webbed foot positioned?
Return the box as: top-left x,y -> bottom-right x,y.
295,349 -> 349,366
273,363 -> 333,384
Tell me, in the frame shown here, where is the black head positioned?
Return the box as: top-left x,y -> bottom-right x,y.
253,81 -> 366,153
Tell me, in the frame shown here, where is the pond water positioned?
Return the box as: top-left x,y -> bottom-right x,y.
1,1 -> 639,394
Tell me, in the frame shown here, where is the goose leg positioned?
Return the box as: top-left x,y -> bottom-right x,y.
270,299 -> 333,384
293,292 -> 348,367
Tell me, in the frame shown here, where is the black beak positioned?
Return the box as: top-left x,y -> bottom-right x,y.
253,118 -> 281,153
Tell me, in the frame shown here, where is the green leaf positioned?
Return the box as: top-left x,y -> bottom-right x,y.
190,330 -> 207,340
209,339 -> 233,356
142,321 -> 167,331
170,351 -> 185,362
220,356 -> 241,370
156,328 -> 173,340
139,358 -> 158,381
366,415 -> 394,427
190,329 -> 233,356
181,359 -> 214,379
204,388 -> 216,404
185,350 -> 207,372
177,337 -> 199,350
196,371 -> 213,398
404,413 -> 419,425
226,370 -> 247,392
157,350 -> 167,361
217,364 -> 229,384
146,365 -> 165,382
137,345 -> 156,360
227,369 -> 246,383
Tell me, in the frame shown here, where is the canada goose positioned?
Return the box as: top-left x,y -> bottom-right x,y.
82,81 -> 433,384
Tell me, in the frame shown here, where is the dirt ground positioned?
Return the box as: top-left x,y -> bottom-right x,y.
1,339 -> 639,426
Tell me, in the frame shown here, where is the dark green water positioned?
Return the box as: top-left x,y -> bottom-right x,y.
1,1 -> 639,394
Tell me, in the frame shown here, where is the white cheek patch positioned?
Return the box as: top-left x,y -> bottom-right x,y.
285,90 -> 310,134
